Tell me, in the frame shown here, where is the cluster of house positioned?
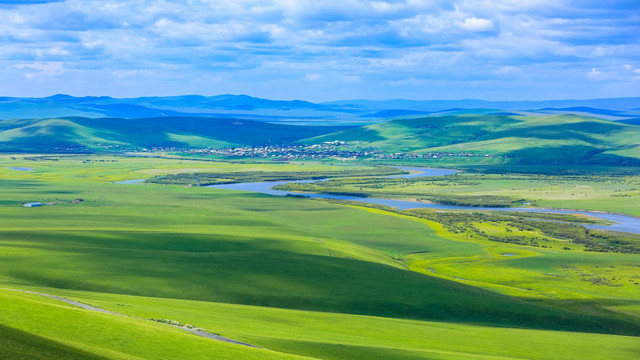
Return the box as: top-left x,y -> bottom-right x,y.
193,142 -> 375,160
97,141 -> 508,161
375,152 -> 501,160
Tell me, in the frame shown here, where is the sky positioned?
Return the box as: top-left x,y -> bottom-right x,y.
0,0 -> 638,101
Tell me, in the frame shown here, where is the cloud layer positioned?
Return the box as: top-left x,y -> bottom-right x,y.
1,0 -> 638,100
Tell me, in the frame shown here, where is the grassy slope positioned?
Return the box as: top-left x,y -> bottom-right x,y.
2,156 -> 640,359
0,290 -> 307,360
5,288 -> 640,360
0,117 -> 347,152
307,114 -> 640,165
3,180 -> 632,333
0,323 -> 110,360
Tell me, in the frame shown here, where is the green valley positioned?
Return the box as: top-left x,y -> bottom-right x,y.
0,153 -> 639,359
1,114 -> 639,167
3,1 -> 639,358
308,114 -> 640,165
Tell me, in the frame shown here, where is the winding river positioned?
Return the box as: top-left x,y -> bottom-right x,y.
209,166 -> 640,234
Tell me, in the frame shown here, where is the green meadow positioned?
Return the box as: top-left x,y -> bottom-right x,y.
2,114 -> 640,167
3,288 -> 640,360
0,117 -> 346,152
276,171 -> 640,216
1,154 -> 639,359
308,114 -> 640,165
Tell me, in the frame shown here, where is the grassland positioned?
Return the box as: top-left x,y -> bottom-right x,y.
0,154 -> 386,183
2,114 -> 640,167
0,290 -> 307,360
145,166 -> 404,185
0,117 -> 347,152
4,288 -> 640,360
275,170 -> 640,216
308,114 -> 640,165
1,154 -> 639,359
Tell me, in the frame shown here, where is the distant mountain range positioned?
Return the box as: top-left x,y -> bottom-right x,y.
1,94 -> 639,124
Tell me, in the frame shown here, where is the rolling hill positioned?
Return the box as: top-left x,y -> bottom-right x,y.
1,113 -> 639,165
619,118 -> 640,126
307,114 -> 640,165
0,116 -> 348,152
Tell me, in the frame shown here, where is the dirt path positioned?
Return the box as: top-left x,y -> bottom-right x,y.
10,289 -> 261,348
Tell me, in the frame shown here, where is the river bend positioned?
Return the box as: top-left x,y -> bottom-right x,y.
209,167 -> 640,234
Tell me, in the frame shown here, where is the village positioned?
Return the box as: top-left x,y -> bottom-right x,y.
127,141 -> 504,161
195,142 -> 503,160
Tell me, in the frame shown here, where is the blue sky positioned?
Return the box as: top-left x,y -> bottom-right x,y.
1,0 -> 638,101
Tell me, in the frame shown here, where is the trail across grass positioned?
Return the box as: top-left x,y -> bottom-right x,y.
3,288 -> 640,360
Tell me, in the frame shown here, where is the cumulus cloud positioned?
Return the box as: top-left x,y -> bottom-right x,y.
13,61 -> 66,79
587,68 -> 606,81
623,64 -> 640,80
460,17 -> 494,31
0,0 -> 638,100
35,46 -> 69,58
304,73 -> 322,81
112,70 -> 138,79
493,65 -> 519,75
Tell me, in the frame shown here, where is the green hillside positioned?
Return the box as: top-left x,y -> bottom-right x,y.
2,155 -> 640,359
2,179 -> 632,333
308,114 -> 640,165
0,117 -> 347,152
3,115 -> 639,166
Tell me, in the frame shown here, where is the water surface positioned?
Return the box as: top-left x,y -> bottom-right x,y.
209,167 -> 640,234
114,179 -> 146,185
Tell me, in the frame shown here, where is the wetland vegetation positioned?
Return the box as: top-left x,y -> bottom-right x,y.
274,170 -> 640,215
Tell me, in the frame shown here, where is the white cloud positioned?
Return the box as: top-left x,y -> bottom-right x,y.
460,17 -> 494,31
82,40 -> 104,49
34,46 -> 69,58
304,73 -> 322,81
493,66 -> 519,75
342,75 -> 362,83
0,0 -> 638,100
623,65 -> 640,80
13,61 -> 66,79
112,70 -> 138,79
587,68 -> 606,81
371,1 -> 392,12
387,77 -> 428,86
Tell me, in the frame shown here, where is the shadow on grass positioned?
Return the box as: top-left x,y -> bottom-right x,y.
0,323 -> 110,360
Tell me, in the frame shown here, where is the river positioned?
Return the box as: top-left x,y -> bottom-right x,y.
208,166 -> 640,234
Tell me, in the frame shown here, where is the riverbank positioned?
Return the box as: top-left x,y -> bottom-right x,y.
208,167 -> 640,234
